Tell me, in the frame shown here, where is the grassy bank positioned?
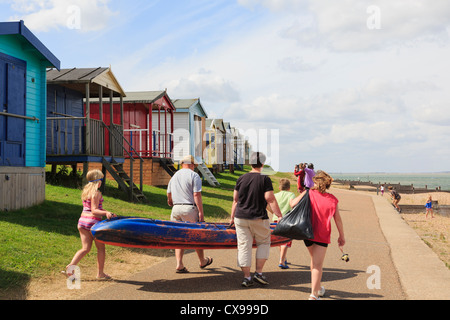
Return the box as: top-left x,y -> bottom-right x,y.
1,166 -> 292,298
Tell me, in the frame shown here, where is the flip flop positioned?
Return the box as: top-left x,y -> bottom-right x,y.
200,257 -> 213,269
176,267 -> 189,274
96,274 -> 113,281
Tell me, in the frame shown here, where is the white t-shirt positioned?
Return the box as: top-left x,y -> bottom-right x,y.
167,169 -> 202,204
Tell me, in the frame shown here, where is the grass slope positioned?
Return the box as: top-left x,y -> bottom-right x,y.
0,166 -> 293,297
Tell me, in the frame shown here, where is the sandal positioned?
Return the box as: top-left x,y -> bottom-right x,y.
96,274 -> 113,281
176,267 -> 189,274
200,257 -> 213,269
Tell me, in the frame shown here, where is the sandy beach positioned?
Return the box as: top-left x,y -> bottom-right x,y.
332,182 -> 450,270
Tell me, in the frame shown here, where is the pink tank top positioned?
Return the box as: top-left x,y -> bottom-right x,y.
308,190 -> 339,244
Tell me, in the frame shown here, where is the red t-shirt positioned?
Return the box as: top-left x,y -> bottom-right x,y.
308,190 -> 339,244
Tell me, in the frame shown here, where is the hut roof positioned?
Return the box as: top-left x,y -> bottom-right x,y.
0,20 -> 60,70
172,98 -> 208,118
47,67 -> 126,97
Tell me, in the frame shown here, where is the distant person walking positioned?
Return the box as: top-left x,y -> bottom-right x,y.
290,171 -> 345,300
294,163 -> 306,193
380,185 -> 385,196
388,186 -> 402,213
65,169 -> 116,280
230,152 -> 283,287
167,155 -> 213,273
304,163 -> 316,190
425,195 -> 434,219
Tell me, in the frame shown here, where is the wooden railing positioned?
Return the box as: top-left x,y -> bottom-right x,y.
47,117 -> 86,155
47,118 -> 124,157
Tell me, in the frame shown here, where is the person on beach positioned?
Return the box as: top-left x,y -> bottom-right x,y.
388,186 -> 402,213
425,195 -> 434,219
380,184 -> 385,196
304,163 -> 316,190
230,152 -> 283,287
268,178 -> 296,269
290,170 -> 345,300
167,155 -> 213,273
65,169 -> 116,280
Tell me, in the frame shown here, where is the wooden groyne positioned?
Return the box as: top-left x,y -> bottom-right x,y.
334,179 -> 450,194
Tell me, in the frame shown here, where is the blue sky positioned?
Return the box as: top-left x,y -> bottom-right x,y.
2,0 -> 450,173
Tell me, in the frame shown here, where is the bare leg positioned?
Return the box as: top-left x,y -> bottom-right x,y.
175,249 -> 185,270
307,244 -> 328,297
68,228 -> 93,272
94,240 -> 108,278
279,246 -> 288,265
255,258 -> 266,274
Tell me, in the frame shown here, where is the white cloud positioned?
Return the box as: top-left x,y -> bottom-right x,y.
8,0 -> 116,32
241,0 -> 450,51
278,56 -> 323,72
163,69 -> 241,104
414,101 -> 450,126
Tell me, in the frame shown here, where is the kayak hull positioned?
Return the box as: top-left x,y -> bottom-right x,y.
91,217 -> 291,249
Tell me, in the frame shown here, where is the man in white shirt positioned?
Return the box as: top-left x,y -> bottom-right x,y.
167,155 -> 213,273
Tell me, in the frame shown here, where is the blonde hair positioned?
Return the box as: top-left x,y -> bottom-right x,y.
279,178 -> 291,191
81,169 -> 104,201
312,170 -> 333,193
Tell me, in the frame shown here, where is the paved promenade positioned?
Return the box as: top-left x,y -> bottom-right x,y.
85,188 -> 450,300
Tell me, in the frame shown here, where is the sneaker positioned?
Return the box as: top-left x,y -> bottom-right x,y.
253,273 -> 269,285
308,294 -> 321,300
241,277 -> 254,287
318,286 -> 326,297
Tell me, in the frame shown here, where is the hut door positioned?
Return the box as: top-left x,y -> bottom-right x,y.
0,53 -> 26,167
194,116 -> 202,159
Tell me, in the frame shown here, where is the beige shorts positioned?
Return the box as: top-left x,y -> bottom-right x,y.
171,205 -> 199,223
234,218 -> 271,268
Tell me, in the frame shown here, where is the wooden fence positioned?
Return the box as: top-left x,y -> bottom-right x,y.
334,179 -> 449,194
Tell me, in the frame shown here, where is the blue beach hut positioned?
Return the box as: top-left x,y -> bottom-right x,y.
0,20 -> 60,211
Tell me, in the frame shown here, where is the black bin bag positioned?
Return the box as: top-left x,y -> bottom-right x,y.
272,190 -> 314,240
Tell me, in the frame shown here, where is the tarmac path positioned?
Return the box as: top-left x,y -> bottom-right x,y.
84,188 -> 449,301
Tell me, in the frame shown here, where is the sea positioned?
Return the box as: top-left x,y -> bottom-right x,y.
330,172 -> 450,191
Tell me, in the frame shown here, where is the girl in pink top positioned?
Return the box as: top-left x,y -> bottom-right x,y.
64,169 -> 116,280
291,170 -> 345,300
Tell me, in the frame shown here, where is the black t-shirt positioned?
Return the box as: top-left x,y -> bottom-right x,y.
234,172 -> 274,220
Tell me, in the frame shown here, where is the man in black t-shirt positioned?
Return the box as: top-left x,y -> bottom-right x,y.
230,152 -> 283,287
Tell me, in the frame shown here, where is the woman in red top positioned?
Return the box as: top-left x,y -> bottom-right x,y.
293,163 -> 305,193
291,170 -> 345,300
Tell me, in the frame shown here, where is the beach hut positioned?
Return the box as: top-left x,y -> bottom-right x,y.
204,119 -> 226,172
230,127 -> 244,171
223,122 -> 234,169
91,91 -> 176,187
45,67 -> 146,201
0,20 -> 60,211
171,98 -> 208,162
171,99 -> 219,186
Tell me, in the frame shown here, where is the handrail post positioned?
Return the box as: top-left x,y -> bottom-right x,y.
130,157 -> 134,201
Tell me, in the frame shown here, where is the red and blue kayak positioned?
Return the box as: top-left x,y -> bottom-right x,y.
91,217 -> 291,249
